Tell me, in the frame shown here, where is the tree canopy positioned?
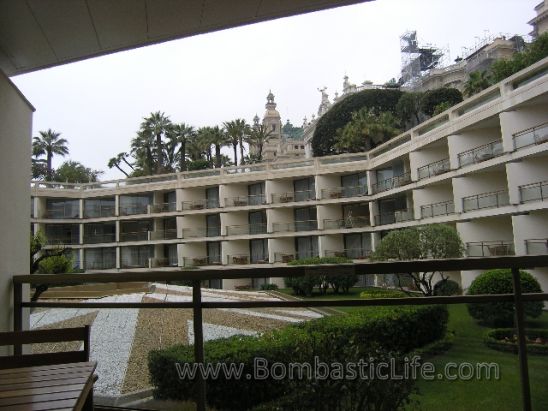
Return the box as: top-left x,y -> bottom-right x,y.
54,160 -> 103,183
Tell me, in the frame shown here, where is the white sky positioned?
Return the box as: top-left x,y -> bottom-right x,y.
12,0 -> 538,180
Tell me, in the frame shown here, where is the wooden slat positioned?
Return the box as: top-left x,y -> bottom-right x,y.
0,352 -> 88,370
0,362 -> 93,376
0,379 -> 88,394
0,369 -> 95,386
0,389 -> 82,406
4,397 -> 78,411
0,364 -> 95,381
0,327 -> 87,346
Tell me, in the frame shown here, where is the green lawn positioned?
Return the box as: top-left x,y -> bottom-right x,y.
408,304 -> 548,411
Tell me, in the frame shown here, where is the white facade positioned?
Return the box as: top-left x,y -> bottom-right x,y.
31,58 -> 548,291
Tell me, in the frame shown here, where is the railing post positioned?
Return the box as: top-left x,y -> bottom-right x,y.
13,281 -> 23,355
511,267 -> 532,411
192,280 -> 207,411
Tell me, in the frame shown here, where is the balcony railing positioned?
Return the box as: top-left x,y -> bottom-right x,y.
227,255 -> 250,265
466,241 -> 515,257
83,233 -> 116,244
44,207 -> 80,219
149,229 -> 178,240
417,158 -> 451,180
325,248 -> 371,259
519,180 -> 548,203
226,224 -> 267,236
462,190 -> 509,212
45,236 -> 79,245
374,209 -> 414,225
371,172 -> 412,194
271,190 -> 316,203
513,121 -> 548,149
150,202 -> 177,213
119,231 -> 149,242
182,255 -> 222,267
420,200 -> 455,219
321,185 -> 368,199
83,205 -> 115,218
525,239 -> 548,255
457,140 -> 503,168
149,257 -> 178,268
181,199 -> 220,210
83,260 -> 117,270
119,204 -> 149,216
272,220 -> 317,233
273,252 -> 296,263
323,216 -> 370,230
225,194 -> 266,207
181,227 -> 221,238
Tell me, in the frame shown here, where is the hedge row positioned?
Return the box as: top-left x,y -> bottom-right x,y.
148,305 -> 448,410
484,328 -> 548,355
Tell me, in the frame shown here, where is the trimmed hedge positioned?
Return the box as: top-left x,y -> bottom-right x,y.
434,279 -> 462,296
148,305 -> 448,410
484,328 -> 548,355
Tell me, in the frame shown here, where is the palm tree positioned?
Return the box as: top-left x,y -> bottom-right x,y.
247,124 -> 273,162
463,71 -> 491,97
32,129 -> 69,181
169,123 -> 196,171
208,126 -> 229,168
224,119 -> 249,165
197,127 -> 215,164
130,130 -> 155,175
141,111 -> 172,174
107,152 -> 133,177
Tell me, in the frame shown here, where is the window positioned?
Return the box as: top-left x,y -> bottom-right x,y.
344,233 -> 371,259
207,241 -> 221,264
206,186 -> 220,208
120,220 -> 152,242
250,239 -> 269,263
45,224 -> 79,244
84,197 -> 115,218
294,207 -> 317,231
248,182 -> 265,205
294,177 -> 315,201
45,199 -> 79,219
341,172 -> 367,196
206,214 -> 221,237
249,211 -> 267,234
119,194 -> 152,215
84,222 -> 116,243
85,247 -> 116,270
121,246 -> 153,268
163,191 -> 177,211
165,244 -> 178,266
295,236 -> 319,259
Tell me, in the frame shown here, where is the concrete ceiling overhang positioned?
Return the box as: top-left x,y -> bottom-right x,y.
0,0 -> 370,76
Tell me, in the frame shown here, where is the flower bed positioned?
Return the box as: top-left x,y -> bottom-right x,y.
484,328 -> 548,355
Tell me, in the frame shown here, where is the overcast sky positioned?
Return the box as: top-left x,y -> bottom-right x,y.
12,0 -> 538,180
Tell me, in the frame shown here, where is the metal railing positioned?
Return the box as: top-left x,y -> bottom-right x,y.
273,252 -> 296,263
83,205 -> 115,218
182,256 -> 222,267
148,229 -> 178,240
420,200 -> 455,219
321,185 -> 368,199
272,220 -> 317,233
45,236 -> 80,245
457,140 -> 503,167
224,195 -> 266,207
525,239 -> 548,255
271,190 -> 316,203
12,255 -> 548,411
462,190 -> 509,212
417,158 -> 451,180
118,204 -> 149,216
181,227 -> 221,238
519,180 -> 548,203
119,231 -> 149,242
149,257 -> 178,268
467,241 -> 515,257
324,248 -> 371,259
371,172 -> 412,194
44,206 -> 80,219
227,255 -> 250,265
83,233 -> 116,244
181,199 -> 220,210
226,224 -> 267,236
150,202 -> 177,213
374,209 -> 414,225
323,216 -> 370,230
513,121 -> 548,149
82,260 -> 117,270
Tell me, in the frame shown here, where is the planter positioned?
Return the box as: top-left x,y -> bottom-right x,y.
484,328 -> 548,355
281,254 -> 294,263
232,256 -> 249,265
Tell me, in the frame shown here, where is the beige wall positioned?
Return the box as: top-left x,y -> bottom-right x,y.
0,71 -> 33,339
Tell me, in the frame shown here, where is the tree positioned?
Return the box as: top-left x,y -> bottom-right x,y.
54,160 -> 103,183
247,123 -> 273,161
420,88 -> 463,116
224,119 -> 249,165
130,129 -> 156,176
396,92 -> 423,128
463,71 -> 491,97
107,152 -> 134,177
32,129 -> 69,181
140,111 -> 172,174
333,108 -> 400,153
169,123 -> 196,171
372,224 -> 465,296
196,127 -> 215,165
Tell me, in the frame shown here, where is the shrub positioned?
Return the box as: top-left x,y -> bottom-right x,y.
484,328 -> 548,355
359,289 -> 408,299
420,88 -> 463,116
434,279 -> 462,296
149,305 -> 448,411
260,283 -> 279,291
37,255 -> 73,274
467,269 -> 543,326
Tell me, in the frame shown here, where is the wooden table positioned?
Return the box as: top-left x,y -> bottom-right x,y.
0,362 -> 96,411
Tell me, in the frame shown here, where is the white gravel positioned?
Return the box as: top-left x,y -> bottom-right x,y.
187,320 -> 258,344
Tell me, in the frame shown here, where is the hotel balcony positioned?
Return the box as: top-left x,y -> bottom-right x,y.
462,190 -> 509,212
119,230 -> 149,242
420,200 -> 455,219
325,248 -> 371,259
513,121 -> 548,149
148,229 -> 178,240
417,158 -> 451,180
83,204 -> 115,218
371,172 -> 412,194
181,227 -> 221,238
273,252 -> 295,263
320,185 -> 368,200
519,180 -> 548,203
226,224 -> 267,236
271,190 -> 315,204
374,209 -> 414,225
119,204 -> 149,216
525,238 -> 548,254
149,257 -> 178,268
150,201 -> 177,213
272,220 -> 317,233
323,216 -> 370,230
227,254 -> 270,265
225,194 -> 266,207
457,140 -> 503,168
181,198 -> 220,210
466,241 -> 515,257
83,259 -> 117,270
182,255 -> 222,267
83,233 -> 116,244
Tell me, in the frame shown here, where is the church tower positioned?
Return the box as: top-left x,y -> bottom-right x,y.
260,90 -> 282,161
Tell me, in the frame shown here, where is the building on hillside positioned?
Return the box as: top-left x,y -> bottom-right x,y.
530,1 -> 548,39
31,58 -> 548,292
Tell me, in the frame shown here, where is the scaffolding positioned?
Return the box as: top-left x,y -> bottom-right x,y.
400,31 -> 445,87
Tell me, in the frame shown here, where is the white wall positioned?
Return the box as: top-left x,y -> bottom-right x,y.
413,182 -> 454,217
452,170 -> 507,213
499,106 -> 548,151
506,155 -> 548,204
317,204 -> 342,229
447,126 -> 501,169
409,143 -> 449,180
320,234 -> 344,255
0,71 -> 33,339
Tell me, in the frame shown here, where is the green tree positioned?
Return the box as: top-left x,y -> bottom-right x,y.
130,129 -> 156,176
196,127 -> 215,165
107,152 -> 134,177
200,126 -> 228,168
420,88 -> 463,116
32,129 -> 69,181
168,123 -> 196,171
140,111 -> 172,174
463,71 -> 491,97
372,224 -> 465,296
396,92 -> 423,128
247,123 -> 273,161
54,160 -> 103,183
333,108 -> 400,153
224,119 -> 249,165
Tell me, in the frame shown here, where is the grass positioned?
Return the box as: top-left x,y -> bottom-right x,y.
407,304 -> 548,411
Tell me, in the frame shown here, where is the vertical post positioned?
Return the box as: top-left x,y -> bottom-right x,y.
13,281 -> 23,355
511,267 -> 532,411
192,280 -> 206,411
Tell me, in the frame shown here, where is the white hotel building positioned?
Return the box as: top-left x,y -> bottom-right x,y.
31,58 -> 548,291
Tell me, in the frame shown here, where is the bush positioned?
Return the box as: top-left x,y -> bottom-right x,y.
149,305 -> 448,411
467,269 -> 543,326
484,328 -> 548,355
420,88 -> 463,116
359,288 -> 408,299
37,255 -> 73,274
434,279 -> 462,296
260,283 -> 279,291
